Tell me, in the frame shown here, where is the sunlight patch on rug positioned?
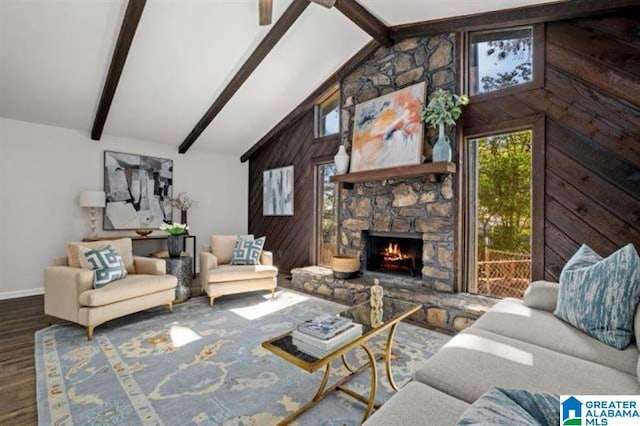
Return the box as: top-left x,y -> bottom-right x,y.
229,290 -> 308,320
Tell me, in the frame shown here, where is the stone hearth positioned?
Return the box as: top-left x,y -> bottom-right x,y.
287,267 -> 497,333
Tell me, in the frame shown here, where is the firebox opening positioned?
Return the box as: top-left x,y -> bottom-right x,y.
364,232 -> 423,277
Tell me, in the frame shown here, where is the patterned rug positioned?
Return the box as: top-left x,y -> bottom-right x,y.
36,289 -> 450,425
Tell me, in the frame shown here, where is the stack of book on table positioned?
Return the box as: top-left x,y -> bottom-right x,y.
292,314 -> 363,359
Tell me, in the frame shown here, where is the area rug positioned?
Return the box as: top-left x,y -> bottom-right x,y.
36,289 -> 450,425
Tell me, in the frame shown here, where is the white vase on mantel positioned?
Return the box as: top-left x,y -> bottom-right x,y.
334,145 -> 350,174
432,122 -> 452,163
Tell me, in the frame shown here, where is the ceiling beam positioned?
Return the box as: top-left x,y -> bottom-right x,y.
240,40 -> 380,163
390,0 -> 640,41
179,0 -> 309,154
334,0 -> 392,47
91,0 -> 147,141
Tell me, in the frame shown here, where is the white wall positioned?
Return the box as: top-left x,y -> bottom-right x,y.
0,118 -> 248,298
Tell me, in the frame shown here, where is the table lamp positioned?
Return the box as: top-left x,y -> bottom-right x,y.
79,191 -> 106,239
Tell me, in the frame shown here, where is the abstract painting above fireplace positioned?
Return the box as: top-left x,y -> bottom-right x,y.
363,231 -> 424,277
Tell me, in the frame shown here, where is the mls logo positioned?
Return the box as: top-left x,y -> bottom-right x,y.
561,396 -> 583,426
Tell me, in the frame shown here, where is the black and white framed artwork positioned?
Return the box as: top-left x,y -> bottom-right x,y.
103,151 -> 173,230
263,166 -> 294,216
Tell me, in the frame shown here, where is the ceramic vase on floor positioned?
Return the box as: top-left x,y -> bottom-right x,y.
167,235 -> 183,258
334,145 -> 350,174
432,123 -> 452,162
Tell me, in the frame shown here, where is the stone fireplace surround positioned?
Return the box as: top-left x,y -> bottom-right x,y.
341,176 -> 456,292
285,34 -> 498,333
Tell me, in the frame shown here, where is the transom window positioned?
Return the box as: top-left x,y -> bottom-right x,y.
468,26 -> 537,97
315,88 -> 340,138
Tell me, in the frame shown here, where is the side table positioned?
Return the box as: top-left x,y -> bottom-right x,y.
165,256 -> 193,303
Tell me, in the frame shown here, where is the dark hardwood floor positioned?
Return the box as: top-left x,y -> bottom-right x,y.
0,295 -> 57,425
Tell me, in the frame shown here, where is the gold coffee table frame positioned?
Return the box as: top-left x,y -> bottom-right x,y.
261,298 -> 421,425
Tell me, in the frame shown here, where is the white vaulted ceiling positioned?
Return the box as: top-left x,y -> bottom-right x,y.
0,0 -> 559,156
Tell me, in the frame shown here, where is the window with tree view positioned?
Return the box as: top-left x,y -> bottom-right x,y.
468,130 -> 532,298
469,27 -> 533,96
316,89 -> 339,138
317,163 -> 338,267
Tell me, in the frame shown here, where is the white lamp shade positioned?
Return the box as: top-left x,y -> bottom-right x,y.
79,191 -> 106,208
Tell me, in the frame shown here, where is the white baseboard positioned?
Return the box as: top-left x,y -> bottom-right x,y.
0,287 -> 44,300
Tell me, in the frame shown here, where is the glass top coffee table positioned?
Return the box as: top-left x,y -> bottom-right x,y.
262,297 -> 421,425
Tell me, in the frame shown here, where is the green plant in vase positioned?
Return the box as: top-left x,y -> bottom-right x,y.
420,89 -> 469,162
160,222 -> 189,258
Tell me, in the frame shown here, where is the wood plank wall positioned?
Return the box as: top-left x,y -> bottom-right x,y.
249,9 -> 640,277
463,10 -> 640,281
248,109 -> 340,273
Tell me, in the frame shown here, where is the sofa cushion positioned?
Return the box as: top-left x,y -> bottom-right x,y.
79,245 -> 128,288
414,328 -> 640,403
473,298 -> 639,376
522,281 -> 559,312
364,382 -> 468,426
79,274 -> 177,307
456,388 -> 559,426
554,243 -> 640,349
68,238 -> 135,274
231,236 -> 265,265
207,264 -> 278,283
204,278 -> 276,298
211,235 -> 253,264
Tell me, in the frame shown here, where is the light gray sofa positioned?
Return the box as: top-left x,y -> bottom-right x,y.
366,281 -> 640,425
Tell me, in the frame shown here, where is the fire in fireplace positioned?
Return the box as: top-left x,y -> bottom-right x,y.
363,232 -> 423,277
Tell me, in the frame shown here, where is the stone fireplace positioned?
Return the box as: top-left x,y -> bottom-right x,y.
335,33 -> 458,293
363,231 -> 423,277
287,33 -> 498,333
340,176 -> 455,292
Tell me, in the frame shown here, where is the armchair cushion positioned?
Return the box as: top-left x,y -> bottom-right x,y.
79,245 -> 128,288
134,256 -> 166,275
207,264 -> 277,283
211,235 -> 253,264
79,275 -> 177,307
68,238 -> 135,274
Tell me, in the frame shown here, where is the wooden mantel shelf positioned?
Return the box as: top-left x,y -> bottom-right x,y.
330,162 -> 456,186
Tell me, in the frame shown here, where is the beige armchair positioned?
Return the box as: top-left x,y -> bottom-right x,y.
200,235 -> 278,306
44,238 -> 177,340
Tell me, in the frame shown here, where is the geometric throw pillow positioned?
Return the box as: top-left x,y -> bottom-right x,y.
554,244 -> 640,350
456,387 -> 559,425
79,245 -> 128,289
230,236 -> 265,265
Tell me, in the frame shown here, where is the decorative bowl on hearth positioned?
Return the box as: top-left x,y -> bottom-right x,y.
331,255 -> 360,279
135,229 -> 153,237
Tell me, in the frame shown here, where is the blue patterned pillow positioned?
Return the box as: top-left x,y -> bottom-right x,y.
230,237 -> 265,265
456,388 -> 560,425
79,245 -> 128,288
457,388 -> 559,425
554,244 -> 640,349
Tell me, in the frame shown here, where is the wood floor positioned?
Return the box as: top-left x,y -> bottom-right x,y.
0,295 -> 57,425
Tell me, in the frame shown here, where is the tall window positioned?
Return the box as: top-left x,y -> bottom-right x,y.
468,26 -> 537,97
315,89 -> 340,138
316,163 -> 338,267
467,129 -> 533,298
